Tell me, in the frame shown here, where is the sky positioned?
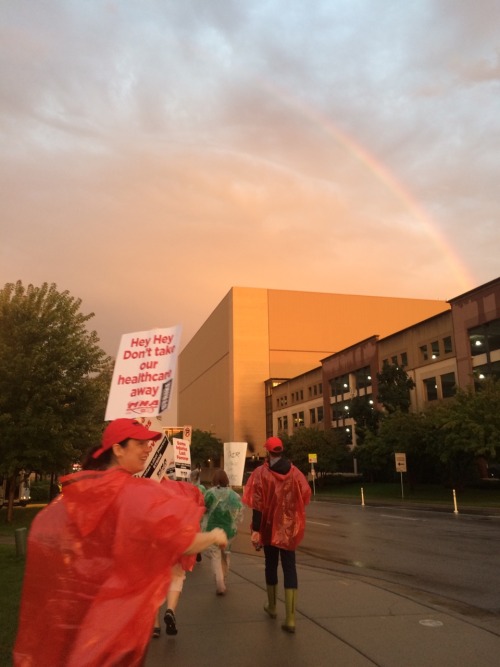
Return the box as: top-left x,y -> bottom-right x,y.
2,0 -> 500,361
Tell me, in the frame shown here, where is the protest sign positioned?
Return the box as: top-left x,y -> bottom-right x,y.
167,438 -> 192,480
223,442 -> 247,486
105,325 -> 182,420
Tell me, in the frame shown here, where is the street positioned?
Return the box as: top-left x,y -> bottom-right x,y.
300,500 -> 500,615
233,500 -> 500,619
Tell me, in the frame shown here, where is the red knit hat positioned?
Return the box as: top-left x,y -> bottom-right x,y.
264,436 -> 283,453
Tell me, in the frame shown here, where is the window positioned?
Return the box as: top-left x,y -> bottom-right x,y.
443,336 -> 453,354
331,399 -> 350,421
401,352 -> 408,367
470,319 -> 500,357
431,341 -> 440,359
354,366 -> 372,392
330,374 -> 350,397
420,345 -> 429,361
278,417 -> 282,431
293,412 -> 304,428
391,355 -> 398,365
317,406 -> 324,422
318,383 -> 323,394
440,372 -> 456,398
283,416 -> 288,431
473,360 -> 500,390
423,377 -> 438,401
309,408 -> 316,424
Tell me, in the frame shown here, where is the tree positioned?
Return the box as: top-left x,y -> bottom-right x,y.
356,410 -> 443,485
376,362 -> 415,414
189,429 -> 223,468
0,281 -> 112,522
282,428 -> 350,477
349,395 -> 382,444
432,379 -> 500,488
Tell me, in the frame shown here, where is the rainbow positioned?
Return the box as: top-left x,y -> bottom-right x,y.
267,86 -> 476,293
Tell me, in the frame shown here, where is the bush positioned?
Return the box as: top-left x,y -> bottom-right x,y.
29,482 -> 51,503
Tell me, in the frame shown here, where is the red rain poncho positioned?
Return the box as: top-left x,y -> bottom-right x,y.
242,461 -> 311,550
13,467 -> 204,667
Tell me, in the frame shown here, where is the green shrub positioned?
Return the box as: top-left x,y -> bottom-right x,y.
29,482 -> 50,503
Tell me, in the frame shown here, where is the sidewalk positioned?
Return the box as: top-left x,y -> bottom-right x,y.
145,547 -> 500,667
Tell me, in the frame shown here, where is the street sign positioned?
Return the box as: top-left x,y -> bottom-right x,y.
395,452 -> 407,473
308,453 -> 317,463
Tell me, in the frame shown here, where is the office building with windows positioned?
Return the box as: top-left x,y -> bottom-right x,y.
177,286 -> 449,456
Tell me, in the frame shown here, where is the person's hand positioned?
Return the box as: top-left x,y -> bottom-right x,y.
251,531 -> 262,551
211,528 -> 228,549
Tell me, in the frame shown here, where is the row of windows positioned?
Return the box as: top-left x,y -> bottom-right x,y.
276,383 -> 323,408
382,352 -> 408,367
308,383 -> 323,397
330,366 -> 372,398
328,371 -> 457,419
277,406 -> 324,432
470,318 -> 500,357
423,372 -> 456,401
309,406 -> 324,424
420,336 -> 453,362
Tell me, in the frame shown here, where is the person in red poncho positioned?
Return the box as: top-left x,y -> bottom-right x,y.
242,436 -> 311,633
13,418 -> 227,667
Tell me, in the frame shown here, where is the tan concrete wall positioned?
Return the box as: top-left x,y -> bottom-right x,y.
231,287 -> 270,452
178,292 -> 232,441
267,289 -> 449,356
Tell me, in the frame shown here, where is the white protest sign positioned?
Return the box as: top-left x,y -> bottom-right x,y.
105,325 -> 182,420
134,416 -> 170,483
168,438 -> 192,480
224,442 -> 247,486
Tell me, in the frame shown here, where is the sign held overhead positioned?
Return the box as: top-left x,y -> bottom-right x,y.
105,325 -> 182,420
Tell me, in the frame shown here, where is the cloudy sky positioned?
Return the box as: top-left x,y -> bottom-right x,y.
2,0 -> 499,359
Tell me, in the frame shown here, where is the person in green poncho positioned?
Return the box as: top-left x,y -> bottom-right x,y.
203,469 -> 243,595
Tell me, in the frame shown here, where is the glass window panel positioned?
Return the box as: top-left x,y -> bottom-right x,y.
423,377 -> 438,401
440,372 -> 456,398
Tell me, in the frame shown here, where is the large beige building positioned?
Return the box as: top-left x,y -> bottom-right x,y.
270,277 -> 500,454
178,287 -> 448,456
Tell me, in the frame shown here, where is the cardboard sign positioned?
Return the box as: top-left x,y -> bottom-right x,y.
105,325 -> 182,420
168,438 -> 192,480
223,442 -> 247,486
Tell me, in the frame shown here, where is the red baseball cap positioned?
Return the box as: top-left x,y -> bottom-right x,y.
92,418 -> 162,458
264,436 -> 283,453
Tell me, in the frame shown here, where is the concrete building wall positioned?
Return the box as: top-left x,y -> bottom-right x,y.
449,278 -> 500,388
378,311 -> 457,411
272,367 -> 324,436
178,286 -> 448,457
178,291 -> 232,442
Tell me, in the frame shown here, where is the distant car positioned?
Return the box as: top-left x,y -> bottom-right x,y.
487,464 -> 500,480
